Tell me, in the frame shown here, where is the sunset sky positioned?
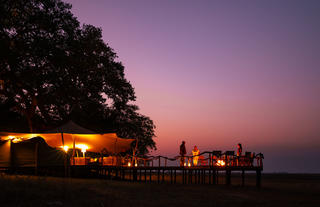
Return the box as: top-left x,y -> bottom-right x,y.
65,0 -> 320,173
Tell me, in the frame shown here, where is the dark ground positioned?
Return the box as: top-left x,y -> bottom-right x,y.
0,173 -> 319,207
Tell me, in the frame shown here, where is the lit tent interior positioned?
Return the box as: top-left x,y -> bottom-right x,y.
0,121 -> 135,168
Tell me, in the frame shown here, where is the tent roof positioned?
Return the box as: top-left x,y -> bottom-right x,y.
0,132 -> 135,153
46,121 -> 96,134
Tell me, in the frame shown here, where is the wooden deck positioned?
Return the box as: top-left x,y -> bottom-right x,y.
69,165 -> 263,187
3,150 -> 264,187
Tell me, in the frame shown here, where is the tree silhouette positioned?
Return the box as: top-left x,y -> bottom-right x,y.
0,0 -> 155,154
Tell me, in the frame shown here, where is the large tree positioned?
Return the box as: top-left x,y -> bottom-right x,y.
0,0 -> 156,154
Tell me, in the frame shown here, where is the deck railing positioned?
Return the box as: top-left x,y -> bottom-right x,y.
86,151 -> 264,169
141,152 -> 263,168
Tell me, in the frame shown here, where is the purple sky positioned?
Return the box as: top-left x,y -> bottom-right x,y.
65,0 -> 320,173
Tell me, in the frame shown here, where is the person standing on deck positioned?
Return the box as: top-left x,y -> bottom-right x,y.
180,141 -> 186,166
237,143 -> 242,166
192,145 -> 200,166
237,143 -> 242,156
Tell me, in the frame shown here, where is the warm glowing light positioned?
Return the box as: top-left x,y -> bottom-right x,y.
128,162 -> 131,167
135,163 -> 138,167
216,160 -> 225,166
76,144 -> 88,153
6,134 -> 39,143
188,162 -> 191,167
184,162 -> 186,167
61,146 -> 69,152
90,158 -> 98,162
7,136 -> 24,143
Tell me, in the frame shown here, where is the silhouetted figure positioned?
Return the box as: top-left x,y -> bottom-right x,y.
237,143 -> 243,166
237,143 -> 242,156
180,141 -> 186,166
192,145 -> 200,166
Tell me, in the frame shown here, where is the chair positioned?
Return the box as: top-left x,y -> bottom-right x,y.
224,151 -> 235,166
211,151 -> 222,166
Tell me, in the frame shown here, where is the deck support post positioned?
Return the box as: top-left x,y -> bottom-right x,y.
212,169 -> 216,184
133,169 -> 137,181
182,169 -> 185,184
195,169 -> 198,184
162,169 -> 165,183
241,170 -> 245,187
149,169 -> 152,182
202,170 -> 205,184
217,170 -> 219,184
144,169 -> 147,182
226,169 -> 231,185
256,169 -> 261,188
115,168 -> 119,180
122,168 -> 126,180
185,169 -> 188,184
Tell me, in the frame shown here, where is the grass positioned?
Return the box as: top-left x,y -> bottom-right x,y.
0,173 -> 319,207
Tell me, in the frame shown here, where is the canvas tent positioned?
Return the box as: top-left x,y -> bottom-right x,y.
0,121 -> 135,153
0,121 -> 135,168
0,138 -> 65,168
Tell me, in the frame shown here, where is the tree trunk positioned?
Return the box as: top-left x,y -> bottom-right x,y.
25,96 -> 37,132
26,114 -> 34,133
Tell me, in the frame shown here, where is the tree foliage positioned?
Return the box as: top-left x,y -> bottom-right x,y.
0,0 -> 156,154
